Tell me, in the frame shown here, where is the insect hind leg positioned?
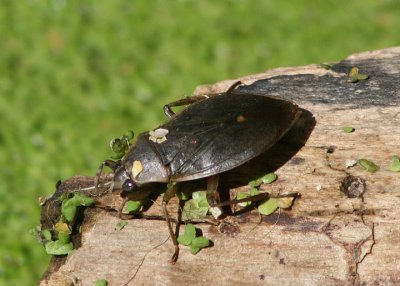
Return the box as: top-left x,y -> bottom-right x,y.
163,95 -> 210,118
215,192 -> 300,208
206,175 -> 225,219
163,81 -> 243,118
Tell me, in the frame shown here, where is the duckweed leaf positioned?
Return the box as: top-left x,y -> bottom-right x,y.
358,159 -> 379,173
191,236 -> 210,249
177,224 -> 196,246
258,198 -> 279,215
177,234 -> 192,246
178,224 -> 210,255
61,198 -> 78,222
349,67 -> 369,83
125,201 -> 142,212
182,191 -> 209,221
73,193 -> 95,206
343,127 -> 355,133
249,173 -> 277,187
55,221 -> 71,235
42,229 -> 52,241
57,232 -> 71,244
115,220 -> 128,231
95,279 -> 108,286
249,187 -> 260,196
61,193 -> 95,222
183,223 -> 196,238
45,240 -> 73,255
110,130 -> 135,159
190,246 -> 201,255
390,155 -> 400,172
261,173 -> 277,184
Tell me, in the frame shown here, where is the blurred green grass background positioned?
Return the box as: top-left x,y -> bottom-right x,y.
0,0 -> 399,284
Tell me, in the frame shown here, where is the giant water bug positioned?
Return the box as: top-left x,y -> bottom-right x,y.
95,82 -> 301,263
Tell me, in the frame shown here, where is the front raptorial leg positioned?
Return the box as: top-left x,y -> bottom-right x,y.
163,182 -> 180,264
94,159 -> 121,194
206,175 -> 223,219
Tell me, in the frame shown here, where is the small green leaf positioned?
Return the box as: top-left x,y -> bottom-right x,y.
110,153 -> 124,160
236,192 -> 251,207
42,229 -> 52,241
61,199 -> 78,222
249,187 -> 260,196
125,201 -> 142,212
357,73 -> 369,80
192,191 -> 208,204
390,155 -> 400,172
182,200 -> 209,221
58,232 -> 71,244
55,221 -> 72,235
183,223 -> 196,238
122,130 -> 135,141
177,224 -> 196,246
182,191 -> 209,221
190,246 -> 201,255
94,279 -> 108,286
261,173 -> 277,184
178,224 -> 211,255
258,198 -> 279,215
115,220 -> 128,231
249,173 -> 277,187
61,193 -> 95,222
45,240 -> 73,255
343,126 -> 355,133
191,236 -> 210,248
177,234 -> 192,246
248,179 -> 262,187
350,75 -> 359,83
349,67 -> 369,83
177,189 -> 191,201
73,193 -> 95,206
358,159 -> 379,173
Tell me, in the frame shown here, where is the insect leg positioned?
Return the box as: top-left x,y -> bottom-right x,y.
162,182 -> 180,263
163,81 -> 243,118
225,80 -> 243,94
163,95 -> 209,118
214,192 -> 300,208
117,196 -> 130,218
206,175 -> 223,218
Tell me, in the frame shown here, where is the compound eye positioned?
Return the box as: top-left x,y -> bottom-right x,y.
122,179 -> 135,192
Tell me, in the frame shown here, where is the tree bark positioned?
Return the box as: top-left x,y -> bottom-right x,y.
39,47 -> 400,286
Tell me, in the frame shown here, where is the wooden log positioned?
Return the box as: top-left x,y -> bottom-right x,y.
39,47 -> 400,286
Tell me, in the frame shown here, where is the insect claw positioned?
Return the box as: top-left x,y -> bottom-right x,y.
170,246 -> 179,264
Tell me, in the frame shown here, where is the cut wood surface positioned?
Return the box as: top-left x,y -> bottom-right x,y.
40,47 -> 400,286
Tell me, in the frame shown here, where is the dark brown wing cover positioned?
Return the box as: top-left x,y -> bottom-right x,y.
151,93 -> 300,182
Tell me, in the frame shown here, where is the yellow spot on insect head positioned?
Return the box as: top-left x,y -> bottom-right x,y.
132,160 -> 143,178
236,115 -> 246,123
